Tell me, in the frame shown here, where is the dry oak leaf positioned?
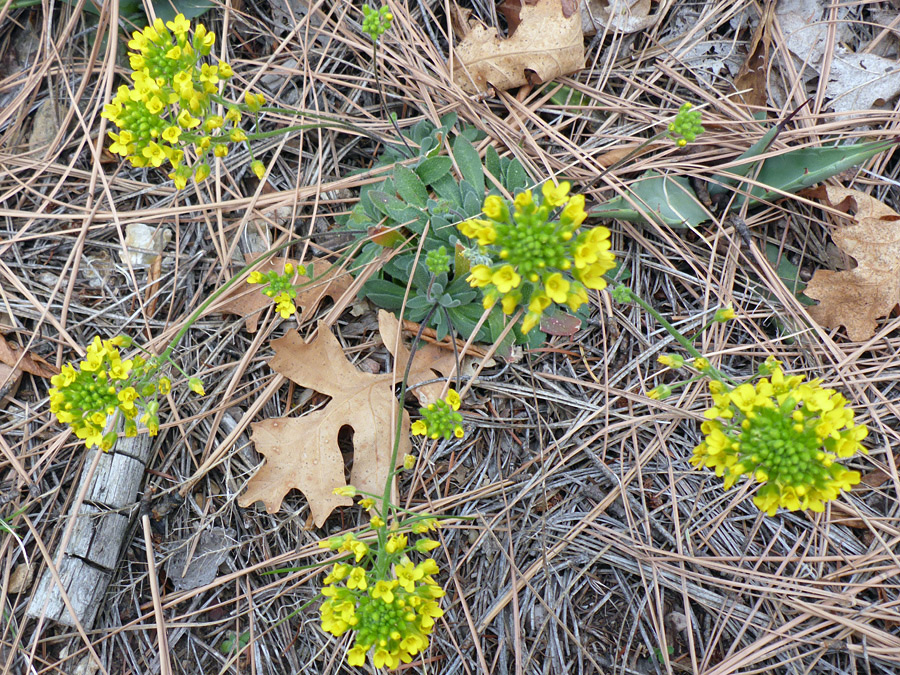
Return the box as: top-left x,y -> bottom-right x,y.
0,333 -> 58,379
452,0 -> 584,94
217,256 -> 352,333
803,186 -> 900,341
238,322 -> 409,525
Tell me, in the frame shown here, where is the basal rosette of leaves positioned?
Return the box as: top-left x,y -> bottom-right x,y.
459,182 -> 616,334
344,114 -> 539,345
101,14 -> 261,188
318,529 -> 445,669
47,336 -> 172,449
691,357 -> 868,516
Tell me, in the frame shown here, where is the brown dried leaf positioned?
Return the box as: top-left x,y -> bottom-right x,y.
0,334 -> 58,379
452,0 -> 584,94
238,322 -> 410,523
218,256 -> 352,333
803,187 -> 900,341
732,1 -> 773,109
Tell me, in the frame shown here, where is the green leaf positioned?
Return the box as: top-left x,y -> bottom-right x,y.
592,171 -> 709,228
431,174 -> 462,208
486,146 -> 502,182
416,156 -> 453,185
452,136 -> 484,195
714,140 -> 893,205
541,83 -> 585,107
367,190 -> 407,219
152,0 -> 213,23
764,244 -> 813,305
362,279 -> 406,310
504,158 -> 529,192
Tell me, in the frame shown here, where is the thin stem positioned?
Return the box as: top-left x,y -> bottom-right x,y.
621,286 -> 735,384
372,40 -> 413,159
376,303 -> 439,573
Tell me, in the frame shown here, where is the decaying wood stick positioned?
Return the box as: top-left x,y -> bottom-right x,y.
26,432 -> 152,628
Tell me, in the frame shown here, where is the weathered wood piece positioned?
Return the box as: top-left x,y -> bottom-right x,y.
26,432 -> 153,628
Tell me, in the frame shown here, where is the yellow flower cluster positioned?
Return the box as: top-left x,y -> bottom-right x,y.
459,182 -> 615,333
49,336 -> 156,449
318,529 -> 445,669
247,263 -> 304,319
411,389 -> 464,440
48,335 -> 203,449
691,357 -> 868,516
101,14 -> 262,189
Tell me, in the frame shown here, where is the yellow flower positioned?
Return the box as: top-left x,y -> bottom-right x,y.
157,377 -> 172,395
166,13 -> 190,36
244,92 -> 265,111
176,109 -> 201,129
347,567 -> 367,590
543,272 -> 570,303
203,115 -> 224,132
372,580 -> 398,604
386,534 -> 407,554
142,142 -> 167,168
145,95 -> 164,115
714,305 -> 736,322
188,377 -> 205,396
521,311 -> 541,335
446,389 -> 461,410
560,193 -> 587,227
347,645 -> 368,666
251,160 -> 265,179
565,286 -> 589,311
541,180 -> 570,207
225,106 -> 242,123
514,189 -> 534,211
193,23 -> 216,54
491,265 -> 521,294
194,163 -> 211,183
229,128 -> 248,143
576,261 -> 609,290
658,354 -> 684,369
107,130 -> 133,156
466,265 -> 493,288
411,420 -> 427,436
199,63 -> 219,86
483,194 -> 506,220
501,292 -> 520,315
161,126 -> 181,144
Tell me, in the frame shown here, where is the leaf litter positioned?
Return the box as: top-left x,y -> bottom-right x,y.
6,2 -> 900,673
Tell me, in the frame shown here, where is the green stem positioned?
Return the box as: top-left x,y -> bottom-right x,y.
620,286 -> 735,384
376,302 -> 439,576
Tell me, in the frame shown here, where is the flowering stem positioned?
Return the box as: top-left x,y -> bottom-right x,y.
378,302 -> 439,561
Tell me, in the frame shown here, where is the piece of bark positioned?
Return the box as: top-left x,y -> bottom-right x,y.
26,431 -> 153,628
